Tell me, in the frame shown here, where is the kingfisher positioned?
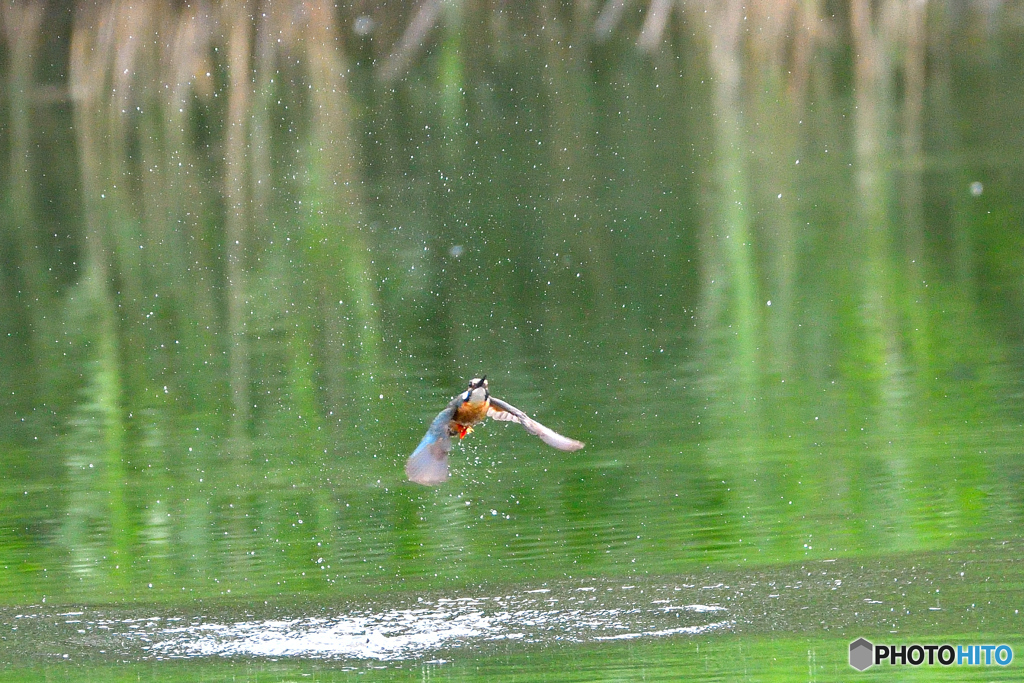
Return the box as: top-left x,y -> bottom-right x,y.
405,376 -> 585,485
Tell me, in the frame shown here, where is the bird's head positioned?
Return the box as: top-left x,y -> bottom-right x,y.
464,376 -> 489,403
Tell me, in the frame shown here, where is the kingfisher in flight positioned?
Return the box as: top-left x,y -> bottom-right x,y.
405,376 -> 585,485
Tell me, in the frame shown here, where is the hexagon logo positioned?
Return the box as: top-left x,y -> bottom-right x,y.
849,638 -> 874,671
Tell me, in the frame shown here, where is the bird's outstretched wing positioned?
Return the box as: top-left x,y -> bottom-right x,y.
406,401 -> 459,485
487,397 -> 585,451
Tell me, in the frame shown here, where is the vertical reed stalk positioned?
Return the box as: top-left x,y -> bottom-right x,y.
304,1 -> 380,411
702,0 -> 759,398
68,8 -> 132,594
850,0 -> 905,405
225,1 -> 253,436
902,0 -> 931,375
2,1 -> 50,381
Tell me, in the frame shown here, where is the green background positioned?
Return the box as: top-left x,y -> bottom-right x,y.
1,0 -> 1023,679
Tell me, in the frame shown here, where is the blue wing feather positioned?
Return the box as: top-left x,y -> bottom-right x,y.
405,403 -> 458,485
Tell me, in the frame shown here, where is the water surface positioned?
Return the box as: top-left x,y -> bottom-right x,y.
2,1 -> 1024,679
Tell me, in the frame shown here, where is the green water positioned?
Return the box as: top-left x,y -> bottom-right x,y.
2,1 -> 1024,679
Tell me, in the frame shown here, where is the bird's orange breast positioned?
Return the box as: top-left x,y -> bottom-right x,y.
453,398 -> 490,427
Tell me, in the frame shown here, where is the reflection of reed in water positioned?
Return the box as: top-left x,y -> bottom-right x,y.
301,1 -> 380,418
224,2 -> 252,435
0,0 -> 1014,600
6,0 -> 996,419
58,1 -> 385,432
54,1 -> 385,593
2,1 -> 52,398
697,0 -> 758,412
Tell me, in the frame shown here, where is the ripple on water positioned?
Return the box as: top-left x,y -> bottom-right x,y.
140,582 -> 732,660
5,547 -> 1017,664
0,579 -> 733,663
